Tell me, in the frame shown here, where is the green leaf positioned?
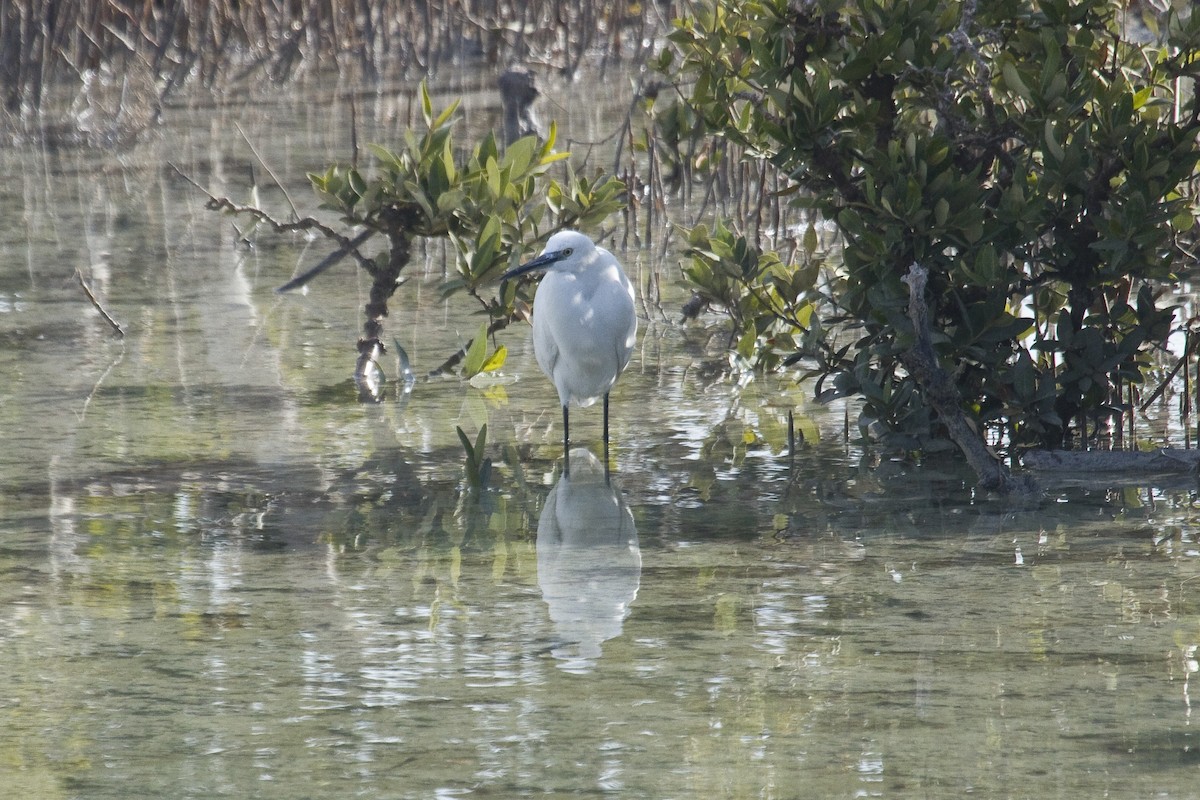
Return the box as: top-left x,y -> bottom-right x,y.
457,425 -> 475,461
1002,60 -> 1033,104
736,326 -> 757,359
463,321 -> 488,377
431,97 -> 461,131
934,197 -> 949,227
803,222 -> 819,255
436,187 -> 467,215
474,424 -> 488,461
457,424 -> 489,489
420,81 -> 433,126
841,54 -> 876,82
441,135 -> 457,184
485,157 -> 502,198
1044,119 -> 1065,161
367,143 -> 403,170
503,136 -> 538,179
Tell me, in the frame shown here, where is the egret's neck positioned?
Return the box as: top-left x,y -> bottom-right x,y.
571,249 -> 608,276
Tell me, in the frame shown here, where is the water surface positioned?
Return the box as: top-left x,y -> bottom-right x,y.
2,75 -> 1200,799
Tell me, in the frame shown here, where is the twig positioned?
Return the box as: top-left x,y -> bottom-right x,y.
276,229 -> 376,292
169,162 -> 377,275
74,268 -> 124,338
234,121 -> 301,220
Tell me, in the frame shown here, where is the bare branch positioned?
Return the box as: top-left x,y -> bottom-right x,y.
275,229 -> 376,292
74,268 -> 123,338
169,162 -> 378,283
234,121 -> 301,221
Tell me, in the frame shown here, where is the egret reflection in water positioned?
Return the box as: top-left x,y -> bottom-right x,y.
536,448 -> 640,671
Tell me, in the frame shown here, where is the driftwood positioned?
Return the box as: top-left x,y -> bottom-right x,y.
1020,448 -> 1200,490
900,263 -> 1039,497
1022,448 -> 1200,473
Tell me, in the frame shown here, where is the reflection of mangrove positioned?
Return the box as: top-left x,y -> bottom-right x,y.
536,449 -> 640,670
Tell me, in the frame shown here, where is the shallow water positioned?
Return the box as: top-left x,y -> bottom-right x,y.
2,75 -> 1200,799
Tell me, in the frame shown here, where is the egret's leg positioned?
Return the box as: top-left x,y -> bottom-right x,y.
603,393 -> 611,483
562,404 -> 570,477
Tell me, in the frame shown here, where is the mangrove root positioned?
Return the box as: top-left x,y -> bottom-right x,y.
899,263 -> 1039,497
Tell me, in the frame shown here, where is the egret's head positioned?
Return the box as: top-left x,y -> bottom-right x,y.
502,230 -> 597,282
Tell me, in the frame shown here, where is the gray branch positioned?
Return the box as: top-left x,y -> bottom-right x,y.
899,263 -> 1039,497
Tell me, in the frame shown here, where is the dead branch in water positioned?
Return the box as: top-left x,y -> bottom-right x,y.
1021,448 -> 1200,490
1022,448 -> 1200,473
75,268 -> 124,338
172,161 -> 404,393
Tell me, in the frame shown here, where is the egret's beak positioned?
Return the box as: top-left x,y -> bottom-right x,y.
500,248 -> 569,284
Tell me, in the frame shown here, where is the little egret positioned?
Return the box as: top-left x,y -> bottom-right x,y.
502,230 -> 637,477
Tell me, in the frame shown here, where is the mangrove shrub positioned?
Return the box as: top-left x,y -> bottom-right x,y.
668,0 -> 1200,450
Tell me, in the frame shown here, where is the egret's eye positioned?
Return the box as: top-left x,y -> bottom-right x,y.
562,248 -> 574,256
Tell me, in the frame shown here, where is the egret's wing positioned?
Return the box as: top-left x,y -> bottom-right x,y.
531,306 -> 562,399
596,269 -> 637,373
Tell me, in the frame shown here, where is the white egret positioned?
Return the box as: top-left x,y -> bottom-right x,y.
502,230 -> 637,476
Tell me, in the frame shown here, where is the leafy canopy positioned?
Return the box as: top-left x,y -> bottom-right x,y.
309,84 -> 626,301
669,0 -> 1200,449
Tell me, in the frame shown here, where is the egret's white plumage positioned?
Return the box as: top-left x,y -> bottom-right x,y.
503,230 -> 637,475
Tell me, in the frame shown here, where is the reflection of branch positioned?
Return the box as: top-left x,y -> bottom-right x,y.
74,268 -> 124,338
275,229 -> 375,292
75,346 -> 125,422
